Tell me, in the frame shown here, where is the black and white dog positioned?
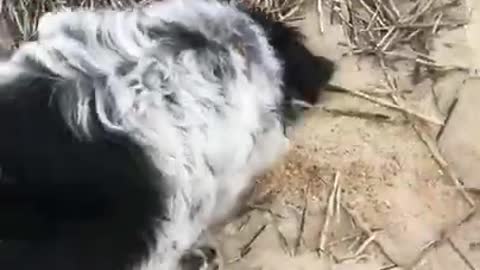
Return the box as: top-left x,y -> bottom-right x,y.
0,0 -> 334,269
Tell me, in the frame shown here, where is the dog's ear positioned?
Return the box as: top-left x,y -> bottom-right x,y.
246,9 -> 335,104
268,23 -> 335,104
280,44 -> 335,104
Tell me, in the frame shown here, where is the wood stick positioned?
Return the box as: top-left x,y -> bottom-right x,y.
448,238 -> 477,270
318,171 -> 340,257
324,84 -> 444,126
411,121 -> 475,207
354,232 -> 377,256
363,22 -> 467,31
293,181 -> 310,256
405,208 -> 476,269
317,0 -> 325,33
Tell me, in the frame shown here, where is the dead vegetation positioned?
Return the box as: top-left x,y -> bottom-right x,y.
327,0 -> 467,70
0,0 -> 155,43
320,0 -> 475,206
321,0 -> 470,125
242,0 -> 307,22
0,0 -> 305,46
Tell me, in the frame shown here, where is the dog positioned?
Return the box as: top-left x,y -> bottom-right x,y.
0,0 -> 335,269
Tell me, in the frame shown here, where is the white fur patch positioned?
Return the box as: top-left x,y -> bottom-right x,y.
1,0 -> 290,269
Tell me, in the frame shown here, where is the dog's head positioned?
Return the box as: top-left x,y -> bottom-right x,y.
244,8 -> 335,124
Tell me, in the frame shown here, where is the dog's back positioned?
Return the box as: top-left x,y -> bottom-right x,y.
0,1 -> 334,269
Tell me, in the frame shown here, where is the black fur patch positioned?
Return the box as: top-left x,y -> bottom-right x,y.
143,22 -> 237,91
115,61 -> 137,77
243,8 -> 335,105
0,72 -> 166,270
144,22 -> 212,51
62,25 -> 88,44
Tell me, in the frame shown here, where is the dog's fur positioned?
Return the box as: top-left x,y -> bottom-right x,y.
0,0 -> 334,269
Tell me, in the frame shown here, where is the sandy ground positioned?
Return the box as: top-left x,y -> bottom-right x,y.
215,1 -> 480,270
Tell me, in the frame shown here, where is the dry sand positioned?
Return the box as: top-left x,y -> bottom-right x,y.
215,1 -> 480,269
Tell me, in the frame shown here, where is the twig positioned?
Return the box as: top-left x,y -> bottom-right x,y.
318,171 -> 340,257
381,28 -> 400,52
230,224 -> 267,261
387,0 -> 400,19
387,77 -> 474,207
242,224 -> 267,257
378,55 -> 398,96
351,48 -> 467,72
293,181 -> 310,256
237,214 -> 252,232
366,4 -> 381,32
407,241 -> 441,269
448,238 -> 477,270
411,120 -> 475,207
293,202 -> 307,256
335,177 -> 342,224
358,0 -> 386,27
403,29 -> 422,42
379,264 -> 399,270
432,12 -> 444,34
340,206 -> 372,237
323,107 -> 393,122
376,0 -> 396,24
337,253 -> 370,263
318,174 -> 399,266
400,0 -> 435,24
365,22 -> 467,31
375,27 -> 396,50
435,96 -> 459,142
271,216 -> 291,256
341,205 -> 399,266
327,233 -> 362,248
324,84 -> 444,126
248,204 -> 286,219
317,0 -> 325,33
405,207 -> 476,269
268,199 -> 304,257
346,0 -> 359,45
354,232 -> 378,256
347,235 -> 362,252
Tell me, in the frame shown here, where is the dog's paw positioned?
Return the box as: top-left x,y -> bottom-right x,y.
179,245 -> 221,270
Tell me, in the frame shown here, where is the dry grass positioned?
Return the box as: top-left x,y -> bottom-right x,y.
318,0 -> 477,268
242,0 -> 306,22
0,0 -> 154,43
0,0 -> 306,46
325,0 -> 468,72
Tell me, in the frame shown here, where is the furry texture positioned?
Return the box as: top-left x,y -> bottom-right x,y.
0,0 -> 335,269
